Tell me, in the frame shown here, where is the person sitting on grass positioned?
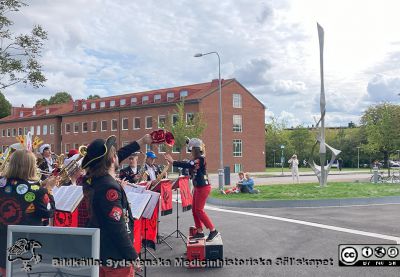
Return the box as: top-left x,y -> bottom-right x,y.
240,172 -> 259,194
222,172 -> 245,194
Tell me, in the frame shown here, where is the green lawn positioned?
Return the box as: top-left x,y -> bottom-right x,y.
211,182 -> 400,201
264,167 -> 370,173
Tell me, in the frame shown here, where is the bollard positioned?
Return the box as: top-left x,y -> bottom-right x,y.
373,166 -> 379,183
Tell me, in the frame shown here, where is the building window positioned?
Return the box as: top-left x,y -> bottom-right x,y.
65,123 -> 71,134
101,120 -> 107,131
32,110 -> 36,116
43,125 -> 48,135
122,141 -> 130,147
74,143 -> 79,149
2,129 -> 5,137
110,100 -> 115,107
233,93 -> 242,108
49,124 -> 54,135
172,145 -> 181,153
234,164 -> 243,173
7,129 -> 10,137
111,119 -> 118,131
167,92 -> 174,102
18,128 -> 23,136
158,144 -> 166,153
145,144 -> 151,152
233,139 -> 242,157
154,94 -> 161,103
100,101 -> 105,108
45,108 -> 50,115
23,127 -> 28,135
91,102 -> 96,109
19,111 -> 23,117
12,128 -> 16,137
158,115 -> 166,128
172,114 -> 178,126
36,126 -> 41,136
82,122 -> 88,133
73,122 -> 79,133
145,116 -> 152,129
65,143 -> 71,154
30,126 -> 34,135
133,117 -> 140,130
82,103 -> 87,110
186,113 -> 194,126
142,96 -> 149,104
233,115 -> 242,132
120,99 -> 126,106
122,118 -> 128,130
180,90 -> 188,99
131,97 -> 137,105
91,121 -> 97,132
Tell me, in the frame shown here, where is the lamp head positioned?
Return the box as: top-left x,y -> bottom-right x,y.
194,53 -> 203,57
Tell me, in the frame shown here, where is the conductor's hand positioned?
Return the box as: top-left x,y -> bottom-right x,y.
164,154 -> 174,164
137,134 -> 152,148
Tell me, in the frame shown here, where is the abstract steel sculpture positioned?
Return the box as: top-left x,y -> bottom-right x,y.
308,23 -> 341,187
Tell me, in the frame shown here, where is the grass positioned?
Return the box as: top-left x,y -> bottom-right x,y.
211,182 -> 400,201
264,167 -> 370,173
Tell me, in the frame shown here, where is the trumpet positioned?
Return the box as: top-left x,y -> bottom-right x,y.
0,143 -> 20,175
136,152 -> 148,183
57,145 -> 87,187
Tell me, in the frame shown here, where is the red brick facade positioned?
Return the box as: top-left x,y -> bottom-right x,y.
0,79 -> 265,172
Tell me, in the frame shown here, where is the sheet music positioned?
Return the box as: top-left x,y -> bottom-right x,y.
142,190 -> 160,219
124,184 -> 146,194
52,186 -> 84,212
126,192 -> 151,220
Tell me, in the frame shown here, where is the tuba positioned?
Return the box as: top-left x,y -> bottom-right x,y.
57,145 -> 87,187
0,143 -> 22,175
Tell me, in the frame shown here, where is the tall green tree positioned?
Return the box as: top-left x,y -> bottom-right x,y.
35,98 -> 49,106
288,126 -> 313,162
0,91 -> 11,118
87,94 -> 100,99
0,1 -> 47,90
48,92 -> 72,105
265,117 -> 290,167
360,103 -> 400,171
164,101 -> 206,159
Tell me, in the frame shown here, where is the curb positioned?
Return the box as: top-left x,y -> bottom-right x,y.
206,196 -> 400,208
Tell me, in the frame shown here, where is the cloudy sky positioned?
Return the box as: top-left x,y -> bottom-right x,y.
4,0 -> 400,127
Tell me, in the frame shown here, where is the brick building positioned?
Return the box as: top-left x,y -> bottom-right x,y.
0,79 -> 265,172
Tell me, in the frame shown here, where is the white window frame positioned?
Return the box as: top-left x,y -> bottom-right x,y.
145,144 -> 151,152
186,113 -> 194,126
171,114 -> 178,126
110,100 -> 116,107
73,122 -> 79,133
158,115 -> 166,128
142,96 -> 149,104
65,123 -> 71,134
91,121 -> 97,132
101,120 -> 107,131
82,103 -> 87,110
120,99 -> 126,106
12,128 -> 16,137
111,119 -> 118,131
36,126 -> 41,136
233,139 -> 243,157
91,102 -> 96,109
133,117 -> 141,130
32,110 -> 36,116
233,115 -> 243,132
30,126 -> 34,135
233,93 -> 242,108
19,111 -> 23,117
172,145 -> 181,153
122,118 -> 128,131
180,90 -> 188,99
43,125 -> 48,135
100,101 -> 106,108
234,164 -> 243,173
167,92 -> 174,102
154,94 -> 161,103
82,122 -> 88,133
131,97 -> 137,105
145,116 -> 152,129
49,125 -> 54,135
158,144 -> 166,153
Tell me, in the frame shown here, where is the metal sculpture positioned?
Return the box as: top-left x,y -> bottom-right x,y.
308,23 -> 341,187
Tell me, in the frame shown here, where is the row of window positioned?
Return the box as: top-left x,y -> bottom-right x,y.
1,125 -> 55,137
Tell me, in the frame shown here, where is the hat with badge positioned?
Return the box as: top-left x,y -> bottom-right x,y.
81,135 -> 117,169
39,144 -> 51,154
186,137 -> 204,152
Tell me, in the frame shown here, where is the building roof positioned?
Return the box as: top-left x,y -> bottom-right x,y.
0,78 -> 258,122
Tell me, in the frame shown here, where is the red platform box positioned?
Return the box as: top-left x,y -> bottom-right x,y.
186,238 -> 205,268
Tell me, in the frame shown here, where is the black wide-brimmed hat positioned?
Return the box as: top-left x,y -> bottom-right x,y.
82,135 -> 117,169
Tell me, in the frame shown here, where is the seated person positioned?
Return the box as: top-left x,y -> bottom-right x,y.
222,172 -> 245,194
240,172 -> 259,194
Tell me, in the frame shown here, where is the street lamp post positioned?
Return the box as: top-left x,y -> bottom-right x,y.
194,52 -> 224,191
272,149 -> 276,168
280,145 -> 285,175
356,146 -> 360,169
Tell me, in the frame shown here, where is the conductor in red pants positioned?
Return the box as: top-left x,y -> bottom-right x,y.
164,138 -> 220,242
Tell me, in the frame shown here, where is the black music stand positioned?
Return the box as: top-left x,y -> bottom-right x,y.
158,178 -> 187,247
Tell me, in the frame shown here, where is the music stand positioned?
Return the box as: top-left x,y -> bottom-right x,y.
158,178 -> 187,247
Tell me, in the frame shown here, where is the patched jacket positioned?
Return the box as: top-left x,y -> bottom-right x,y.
173,156 -> 209,187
